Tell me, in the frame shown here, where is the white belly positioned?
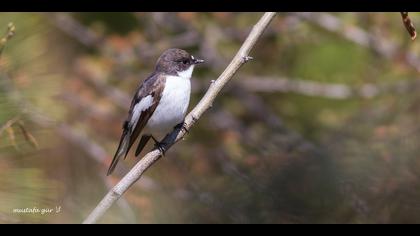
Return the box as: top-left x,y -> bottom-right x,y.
146,76 -> 191,136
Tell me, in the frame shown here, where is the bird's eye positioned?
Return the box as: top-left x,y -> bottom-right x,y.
182,60 -> 189,65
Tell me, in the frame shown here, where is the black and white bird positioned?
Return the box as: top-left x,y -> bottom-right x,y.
107,48 -> 204,175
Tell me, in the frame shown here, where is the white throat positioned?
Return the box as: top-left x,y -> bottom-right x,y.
177,65 -> 195,80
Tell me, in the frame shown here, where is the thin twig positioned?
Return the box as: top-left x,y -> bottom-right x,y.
0,116 -> 20,135
82,12 -> 277,224
401,12 -> 417,40
17,121 -> 39,149
0,22 -> 15,57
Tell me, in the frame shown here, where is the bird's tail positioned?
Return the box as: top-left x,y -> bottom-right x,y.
107,131 -> 130,175
135,134 -> 151,157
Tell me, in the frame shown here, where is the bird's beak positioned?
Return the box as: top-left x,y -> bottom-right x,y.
193,58 -> 205,64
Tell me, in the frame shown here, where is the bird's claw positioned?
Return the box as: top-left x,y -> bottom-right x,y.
151,136 -> 166,156
155,143 -> 166,156
175,122 -> 189,134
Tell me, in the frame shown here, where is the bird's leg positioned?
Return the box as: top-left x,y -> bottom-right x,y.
174,122 -> 189,134
151,136 -> 166,156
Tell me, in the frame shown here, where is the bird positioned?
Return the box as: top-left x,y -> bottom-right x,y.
107,48 -> 204,175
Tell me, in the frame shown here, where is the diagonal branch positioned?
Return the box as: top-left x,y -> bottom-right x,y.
82,12 -> 277,224
0,22 -> 15,57
401,12 -> 417,40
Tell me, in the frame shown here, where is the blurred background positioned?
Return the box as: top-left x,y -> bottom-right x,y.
1,12 -> 420,223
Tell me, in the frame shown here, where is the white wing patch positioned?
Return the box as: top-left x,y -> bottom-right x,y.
130,95 -> 153,131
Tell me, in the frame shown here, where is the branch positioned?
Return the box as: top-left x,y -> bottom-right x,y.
82,12 -> 277,224
0,116 -> 20,135
0,22 -> 15,57
401,12 -> 417,40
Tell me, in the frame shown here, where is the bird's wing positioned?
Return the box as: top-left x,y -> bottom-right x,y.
107,73 -> 165,175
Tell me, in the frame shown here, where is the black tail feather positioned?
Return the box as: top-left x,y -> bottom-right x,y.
107,131 -> 130,175
135,135 -> 151,157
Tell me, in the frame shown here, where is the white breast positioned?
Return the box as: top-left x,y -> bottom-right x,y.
146,72 -> 192,136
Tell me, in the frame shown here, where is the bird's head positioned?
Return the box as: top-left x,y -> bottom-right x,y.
155,48 -> 204,79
